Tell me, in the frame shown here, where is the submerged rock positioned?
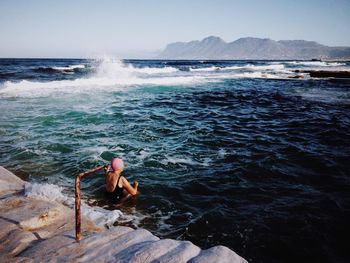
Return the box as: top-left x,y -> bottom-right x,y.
0,166 -> 247,262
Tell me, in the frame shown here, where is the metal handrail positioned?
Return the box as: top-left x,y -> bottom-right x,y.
75,165 -> 105,241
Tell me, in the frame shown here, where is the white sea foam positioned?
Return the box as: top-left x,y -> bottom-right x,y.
190,64 -> 285,72
233,72 -> 282,79
112,146 -> 125,152
81,204 -> 123,226
24,182 -> 123,226
153,210 -> 175,231
223,64 -> 285,71
241,64 -> 285,71
82,146 -> 110,161
287,61 -> 346,67
0,58 -> 298,98
95,58 -> 178,76
189,66 -> 220,72
161,156 -> 210,166
52,64 -> 86,71
161,157 -> 198,166
132,66 -> 178,74
25,182 -> 67,203
0,75 -> 206,98
137,150 -> 150,160
225,64 -> 286,71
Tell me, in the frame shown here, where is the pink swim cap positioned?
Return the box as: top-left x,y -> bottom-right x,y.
111,158 -> 124,171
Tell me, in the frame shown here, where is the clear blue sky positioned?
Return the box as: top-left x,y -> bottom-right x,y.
0,0 -> 349,58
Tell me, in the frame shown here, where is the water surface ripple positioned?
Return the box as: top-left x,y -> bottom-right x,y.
0,59 -> 350,263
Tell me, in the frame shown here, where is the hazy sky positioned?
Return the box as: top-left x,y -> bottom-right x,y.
1,0 -> 349,58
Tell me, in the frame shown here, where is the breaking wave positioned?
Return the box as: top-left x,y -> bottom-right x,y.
94,58 -> 178,76
1,58 -> 349,98
52,64 -> 86,71
0,58 -> 204,98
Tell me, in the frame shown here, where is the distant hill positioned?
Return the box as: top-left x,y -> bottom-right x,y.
158,36 -> 350,60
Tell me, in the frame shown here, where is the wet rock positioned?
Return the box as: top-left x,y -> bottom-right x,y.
0,166 -> 25,194
294,69 -> 350,78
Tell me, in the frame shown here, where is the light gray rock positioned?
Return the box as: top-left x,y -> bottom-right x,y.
153,240 -> 201,263
0,166 -> 248,263
19,231 -> 77,259
77,228 -> 159,261
115,238 -> 182,262
0,220 -> 37,256
190,245 -> 247,263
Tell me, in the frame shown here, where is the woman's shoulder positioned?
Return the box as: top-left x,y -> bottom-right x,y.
107,171 -> 119,176
117,175 -> 125,187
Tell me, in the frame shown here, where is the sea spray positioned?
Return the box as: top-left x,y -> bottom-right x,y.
24,182 -> 123,227
0,58 -> 205,98
25,182 -> 67,203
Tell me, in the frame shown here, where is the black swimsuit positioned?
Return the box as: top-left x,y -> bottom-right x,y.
106,173 -> 124,201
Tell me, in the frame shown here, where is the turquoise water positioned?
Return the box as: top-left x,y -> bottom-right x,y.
1,58 -> 350,263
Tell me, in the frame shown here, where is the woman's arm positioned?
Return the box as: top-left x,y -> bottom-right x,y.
79,165 -> 106,179
121,177 -> 138,196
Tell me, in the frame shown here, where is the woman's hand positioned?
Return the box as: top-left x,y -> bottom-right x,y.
103,165 -> 110,174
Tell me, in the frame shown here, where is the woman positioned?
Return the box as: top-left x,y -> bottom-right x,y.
104,157 -> 139,202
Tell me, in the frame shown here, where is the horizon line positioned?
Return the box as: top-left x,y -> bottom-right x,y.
0,57 -> 349,62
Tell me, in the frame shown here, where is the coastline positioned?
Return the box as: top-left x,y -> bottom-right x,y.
0,166 -> 247,262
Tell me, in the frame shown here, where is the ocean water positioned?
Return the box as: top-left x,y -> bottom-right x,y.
0,58 -> 350,263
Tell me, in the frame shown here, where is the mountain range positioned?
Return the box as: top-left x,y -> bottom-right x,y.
157,36 -> 350,60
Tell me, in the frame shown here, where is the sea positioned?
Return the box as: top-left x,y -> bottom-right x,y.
0,58 -> 350,263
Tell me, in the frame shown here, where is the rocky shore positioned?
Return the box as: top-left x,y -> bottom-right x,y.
0,166 -> 247,263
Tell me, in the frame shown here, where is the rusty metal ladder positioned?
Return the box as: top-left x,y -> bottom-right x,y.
75,165 -> 106,241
